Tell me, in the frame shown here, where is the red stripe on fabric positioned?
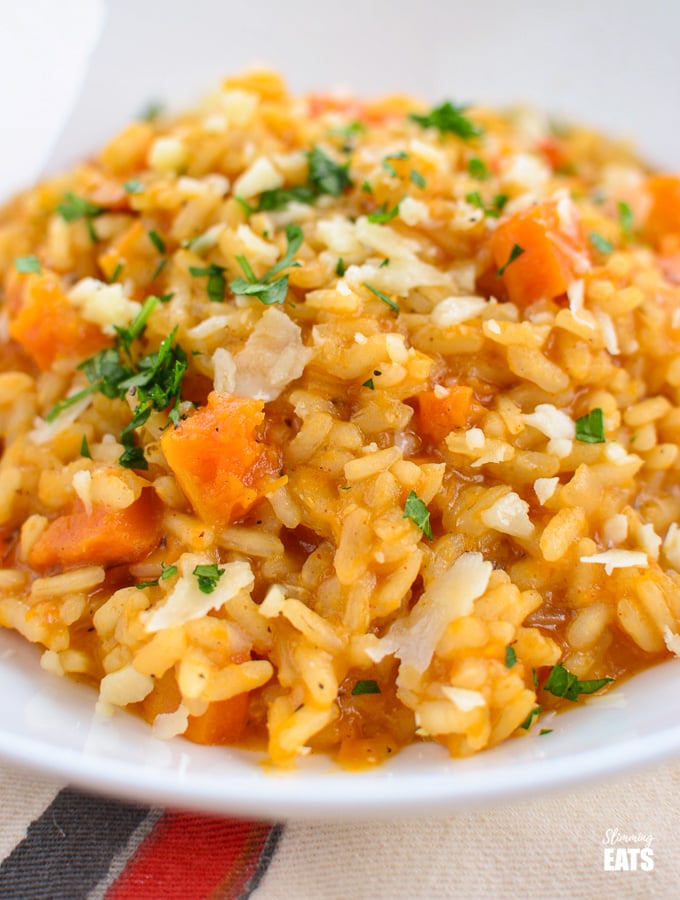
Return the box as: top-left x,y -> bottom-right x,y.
104,812 -> 274,900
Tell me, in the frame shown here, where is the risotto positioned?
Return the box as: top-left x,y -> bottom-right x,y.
2,70 -> 680,766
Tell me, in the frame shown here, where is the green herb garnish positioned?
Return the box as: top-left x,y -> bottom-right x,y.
46,295 -> 187,470
403,490 -> 433,540
497,243 -> 525,276
575,408 -> 605,444
80,435 -> 91,459
368,201 -> 401,224
110,262 -> 124,283
362,378 -> 375,390
409,169 -> 427,189
230,223 -> 303,306
160,563 -> 178,581
56,192 -> 103,242
618,200 -> 634,241
307,146 -> 353,197
539,729 -> 553,736
336,257 -> 346,277
589,231 -> 614,254
256,185 -> 316,211
543,663 -> 613,701
361,180 -> 373,194
193,563 -> 224,594
467,157 -> 489,180
124,179 -> 144,195
351,679 -> 381,696
410,101 -> 482,140
15,255 -> 41,274
139,100 -> 164,122
466,191 -> 508,218
189,263 -> 227,303
505,645 -> 517,669
382,151 -> 409,178
520,706 -> 542,730
148,230 -> 166,254
362,282 -> 399,314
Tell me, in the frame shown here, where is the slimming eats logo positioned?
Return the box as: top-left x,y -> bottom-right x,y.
602,828 -> 654,871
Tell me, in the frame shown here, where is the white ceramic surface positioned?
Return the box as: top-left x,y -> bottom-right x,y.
2,0 -> 680,818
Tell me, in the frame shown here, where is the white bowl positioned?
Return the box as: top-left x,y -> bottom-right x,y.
2,0 -> 680,818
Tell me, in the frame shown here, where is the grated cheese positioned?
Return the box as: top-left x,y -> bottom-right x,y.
580,549 -> 648,575
480,492 -> 534,538
534,476 -> 559,505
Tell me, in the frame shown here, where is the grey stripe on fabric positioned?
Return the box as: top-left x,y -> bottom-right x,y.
0,787 -> 152,900
86,807 -> 164,900
238,823 -> 285,900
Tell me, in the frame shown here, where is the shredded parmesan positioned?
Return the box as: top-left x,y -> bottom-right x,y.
481,492 -> 534,538
580,549 -> 648,575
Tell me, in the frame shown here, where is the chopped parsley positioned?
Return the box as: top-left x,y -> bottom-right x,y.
539,729 -> 553,736
56,192 -> 103,242
403,490 -> 433,540
160,562 -> 178,581
497,243 -> 525,276
575,408 -> 605,444
110,261 -> 124,283
361,180 -> 373,194
148,230 -> 166,254
589,231 -> 614,254
382,151 -> 409,178
335,257 -> 346,277
329,120 -> 366,140
139,100 -> 164,122
618,200 -> 634,240
151,258 -> 167,281
505,645 -> 517,669
379,258 -> 390,268
351,679 -> 381,696
193,563 -> 224,594
520,706 -> 542,730
467,157 -> 489,180
543,663 -> 613,701
189,263 -> 227,303
362,378 -> 375,390
409,168 -> 427,189
368,201 -> 401,224
234,195 -> 254,216
465,191 -> 508,218
14,255 -> 41,274
46,295 -> 187,470
124,179 -> 144,195
230,223 -> 303,306
362,282 -> 399,314
410,101 -> 482,140
307,146 -> 353,196
79,435 -> 91,459
256,185 -> 316,211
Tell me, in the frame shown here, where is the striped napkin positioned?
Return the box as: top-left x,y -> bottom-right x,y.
1,758 -> 679,899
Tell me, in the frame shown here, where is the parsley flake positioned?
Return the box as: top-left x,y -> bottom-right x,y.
361,180 -> 373,194
124,179 -> 144,194
148,230 -> 166,254
336,257 -> 346,277
543,663 -> 613,701
307,146 -> 353,196
362,282 -> 399,314
79,435 -> 91,459
368,201 -> 401,224
520,706 -> 542,730
230,224 -> 303,306
467,157 -> 489,180
139,100 -> 164,122
256,185 -> 315,212
505,645 -> 517,669
46,295 -> 187,470
351,679 -> 381,696
410,101 -> 482,140
362,378 -> 375,390
618,200 -> 634,240
575,408 -> 605,444
589,231 -> 614,254
15,255 -> 41,274
403,490 -> 433,540
56,192 -> 102,223
410,168 -> 427,189
110,262 -> 124,283
466,191 -> 507,218
497,243 -> 525,276
193,563 -> 224,594
539,729 -> 553,736
160,562 -> 178,581
382,151 -> 409,178
189,263 -> 226,303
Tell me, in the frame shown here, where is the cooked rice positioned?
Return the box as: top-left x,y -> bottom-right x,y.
2,69 -> 680,766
